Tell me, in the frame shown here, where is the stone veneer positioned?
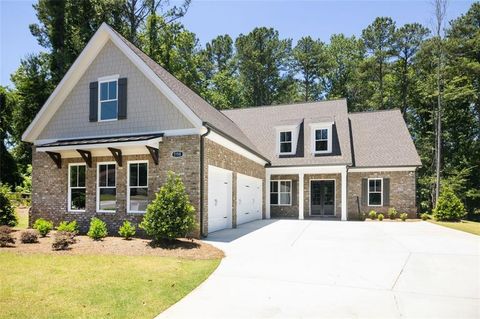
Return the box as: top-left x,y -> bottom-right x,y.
270,175 -> 299,218
202,138 -> 265,235
30,135 -> 201,236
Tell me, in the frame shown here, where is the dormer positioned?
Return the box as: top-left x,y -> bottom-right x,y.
275,122 -> 301,156
309,121 -> 333,154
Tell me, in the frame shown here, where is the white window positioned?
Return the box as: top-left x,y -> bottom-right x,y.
98,76 -> 118,121
127,161 -> 149,213
276,124 -> 300,156
368,178 -> 383,206
314,128 -> 329,152
279,131 -> 293,154
97,162 -> 116,212
68,164 -> 86,212
310,122 -> 333,154
270,180 -> 292,206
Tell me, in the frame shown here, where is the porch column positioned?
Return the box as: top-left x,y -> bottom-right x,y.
341,167 -> 347,221
265,171 -> 271,219
298,173 -> 304,220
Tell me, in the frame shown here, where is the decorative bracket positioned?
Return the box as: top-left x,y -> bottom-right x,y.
76,149 -> 92,168
108,147 -> 122,167
46,151 -> 62,169
146,146 -> 159,165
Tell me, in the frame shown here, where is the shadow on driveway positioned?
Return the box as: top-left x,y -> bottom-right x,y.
204,219 -> 279,243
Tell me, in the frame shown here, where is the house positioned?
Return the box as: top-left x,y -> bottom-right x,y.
22,23 -> 421,237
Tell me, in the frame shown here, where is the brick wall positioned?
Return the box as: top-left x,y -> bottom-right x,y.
270,174 -> 299,218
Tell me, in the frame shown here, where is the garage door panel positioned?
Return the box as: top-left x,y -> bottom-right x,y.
208,166 -> 232,233
237,174 -> 263,225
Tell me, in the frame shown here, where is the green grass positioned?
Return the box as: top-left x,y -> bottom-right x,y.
0,252 -> 220,319
14,207 -> 29,229
429,220 -> 480,236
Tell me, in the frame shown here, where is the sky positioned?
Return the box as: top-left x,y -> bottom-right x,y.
0,0 -> 475,87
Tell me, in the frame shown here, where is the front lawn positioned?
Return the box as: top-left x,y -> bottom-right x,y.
0,252 -> 220,319
429,220 -> 480,236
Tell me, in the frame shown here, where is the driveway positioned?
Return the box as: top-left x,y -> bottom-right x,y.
159,220 -> 480,318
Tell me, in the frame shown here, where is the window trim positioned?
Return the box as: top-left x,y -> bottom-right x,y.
310,122 -> 333,154
127,160 -> 149,214
98,74 -> 119,122
367,178 -> 383,207
96,161 -> 117,213
270,180 -> 292,206
67,163 -> 86,213
279,130 -> 294,155
276,124 -> 299,156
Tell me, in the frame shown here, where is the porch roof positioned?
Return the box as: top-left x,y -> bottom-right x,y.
37,133 -> 164,148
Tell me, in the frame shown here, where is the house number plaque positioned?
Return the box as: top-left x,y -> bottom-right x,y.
172,151 -> 183,158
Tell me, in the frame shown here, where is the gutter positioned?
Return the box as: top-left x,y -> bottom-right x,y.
199,126 -> 211,238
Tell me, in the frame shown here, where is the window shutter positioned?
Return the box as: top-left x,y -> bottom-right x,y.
89,81 -> 98,122
118,78 -> 127,119
383,178 -> 390,206
361,178 -> 368,205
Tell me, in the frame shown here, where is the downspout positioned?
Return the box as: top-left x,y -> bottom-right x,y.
199,126 -> 211,238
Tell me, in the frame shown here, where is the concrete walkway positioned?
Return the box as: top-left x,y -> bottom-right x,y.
159,220 -> 480,319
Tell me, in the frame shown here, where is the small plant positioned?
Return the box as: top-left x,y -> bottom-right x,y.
358,212 -> 366,221
0,184 -> 17,227
421,213 -> 429,221
87,217 -> 108,240
433,186 -> 467,221
52,231 -> 76,250
387,207 -> 397,220
33,218 -> 53,237
20,229 -> 39,243
56,220 -> 78,234
400,213 -> 408,221
118,221 -> 136,240
0,226 -> 15,247
368,210 -> 377,220
377,213 -> 384,221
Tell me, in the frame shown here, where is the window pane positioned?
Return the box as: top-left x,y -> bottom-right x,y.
108,81 -> 117,99
315,129 -> 323,140
270,181 -> 278,192
107,164 -> 116,187
138,163 -> 148,186
129,187 -> 148,211
100,101 -> 118,120
280,142 -> 292,153
280,193 -> 291,205
280,181 -> 290,193
321,129 -> 328,140
99,165 -> 107,187
100,188 -> 116,211
316,140 -> 328,151
100,82 -> 108,101
78,165 -> 86,187
129,163 -> 138,186
280,131 -> 292,142
376,180 -> 382,191
70,188 -> 86,210
270,193 -> 278,205
70,166 -> 78,187
369,193 -> 381,206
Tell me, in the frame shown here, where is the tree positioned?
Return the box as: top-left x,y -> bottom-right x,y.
0,88 -> 21,186
0,184 -> 17,227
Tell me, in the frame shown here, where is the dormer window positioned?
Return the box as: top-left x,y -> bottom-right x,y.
98,75 -> 119,121
280,131 -> 293,154
315,128 -> 328,152
310,122 -> 333,154
276,123 -> 300,156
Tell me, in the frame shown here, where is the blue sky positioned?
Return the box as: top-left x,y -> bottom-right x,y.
0,0 -> 475,87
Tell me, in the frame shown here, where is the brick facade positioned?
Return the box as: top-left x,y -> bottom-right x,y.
270,175 -> 299,218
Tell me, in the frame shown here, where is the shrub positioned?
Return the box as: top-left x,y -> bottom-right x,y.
141,171 -> 196,241
118,221 -> 136,240
433,187 -> 467,221
0,225 -> 12,234
358,212 -> 366,221
0,184 -> 17,227
87,217 -> 108,240
368,210 -> 377,220
421,213 -> 429,221
387,207 -> 397,220
52,231 -> 76,250
56,220 -> 78,234
20,230 -> 39,243
377,213 -> 384,221
33,218 -> 53,237
0,226 -> 15,247
400,213 -> 408,221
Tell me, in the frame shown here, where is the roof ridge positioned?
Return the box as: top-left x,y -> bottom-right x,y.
348,108 -> 401,115
222,98 -> 347,112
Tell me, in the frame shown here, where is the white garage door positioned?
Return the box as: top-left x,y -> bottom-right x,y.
208,165 -> 232,233
236,173 -> 263,225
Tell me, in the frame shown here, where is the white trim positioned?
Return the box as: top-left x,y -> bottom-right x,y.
267,165 -> 347,175
98,76 -> 119,122
298,173 -> 304,220
367,178 -> 383,207
37,137 -> 163,153
67,163 -> 87,213
126,160 -> 149,214
270,180 -> 292,206
98,74 -> 119,82
309,179 -> 336,217
310,122 -> 333,154
348,167 -> 417,172
96,161 -> 117,213
275,124 -> 299,156
206,131 -> 268,166
341,170 -> 347,220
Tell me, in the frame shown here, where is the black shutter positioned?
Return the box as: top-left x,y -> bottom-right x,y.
361,178 -> 368,205
118,78 -> 127,119
383,178 -> 390,206
89,81 -> 98,122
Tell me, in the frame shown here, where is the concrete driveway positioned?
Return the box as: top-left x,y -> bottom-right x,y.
159,220 -> 480,319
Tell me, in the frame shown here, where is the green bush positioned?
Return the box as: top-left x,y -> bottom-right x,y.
358,212 -> 366,221
421,213 -> 429,221
20,230 -> 39,243
368,210 -> 377,220
118,221 -> 136,240
87,217 -> 108,240
0,184 -> 17,227
56,220 -> 78,234
377,213 -> 384,221
141,171 -> 196,241
400,213 -> 408,221
52,231 -> 76,250
0,225 -> 15,247
387,207 -> 397,220
33,218 -> 53,237
433,187 -> 467,221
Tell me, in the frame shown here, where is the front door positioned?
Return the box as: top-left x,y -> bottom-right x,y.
310,180 -> 335,216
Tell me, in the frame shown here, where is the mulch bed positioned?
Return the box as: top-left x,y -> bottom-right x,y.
1,229 -> 224,260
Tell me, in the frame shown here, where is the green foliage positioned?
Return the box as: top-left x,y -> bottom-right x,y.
118,221 -> 136,240
400,213 -> 408,221
33,218 -> 53,237
0,184 -> 17,227
20,229 -> 39,244
358,212 -> 366,221
0,226 -> 15,247
421,213 -> 430,221
141,171 -> 196,241
433,187 -> 467,221
387,207 -> 398,220
87,218 -> 108,240
56,220 -> 78,234
368,210 -> 377,220
377,213 -> 384,221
